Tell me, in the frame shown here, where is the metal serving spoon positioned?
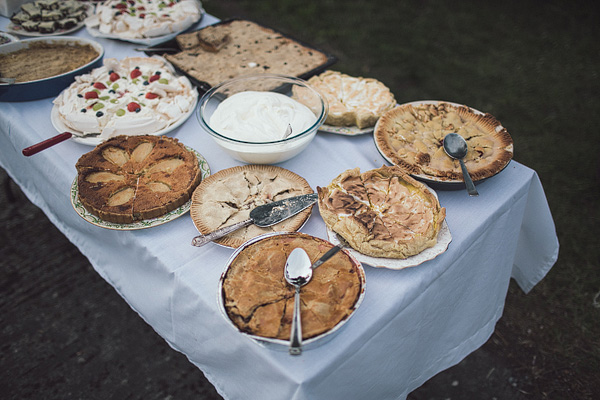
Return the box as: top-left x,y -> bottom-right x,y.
284,248 -> 313,355
443,133 -> 479,197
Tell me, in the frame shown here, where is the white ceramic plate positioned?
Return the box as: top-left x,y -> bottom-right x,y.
51,89 -> 198,146
71,147 -> 210,230
319,124 -> 373,136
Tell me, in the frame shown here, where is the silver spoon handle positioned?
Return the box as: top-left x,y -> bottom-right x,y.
191,219 -> 253,247
459,159 -> 479,197
311,245 -> 343,269
289,286 -> 302,355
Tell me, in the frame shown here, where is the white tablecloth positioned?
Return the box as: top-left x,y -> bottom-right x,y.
0,15 -> 558,400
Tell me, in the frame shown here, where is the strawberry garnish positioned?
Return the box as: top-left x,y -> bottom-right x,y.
127,102 -> 141,112
84,91 -> 99,99
109,72 -> 120,82
115,3 -> 127,9
148,74 -> 160,82
93,82 -> 107,90
130,68 -> 142,79
145,92 -> 159,99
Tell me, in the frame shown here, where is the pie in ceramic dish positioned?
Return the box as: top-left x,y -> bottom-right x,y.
304,70 -> 396,129
317,165 -> 446,259
85,0 -> 203,40
75,135 -> 202,224
190,165 -> 314,248
374,101 -> 513,182
53,57 -> 197,141
220,232 -> 365,342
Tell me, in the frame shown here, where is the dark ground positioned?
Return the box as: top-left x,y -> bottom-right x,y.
2,0 -> 599,399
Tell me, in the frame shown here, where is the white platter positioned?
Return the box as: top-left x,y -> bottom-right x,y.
71,147 -> 210,230
6,4 -> 92,37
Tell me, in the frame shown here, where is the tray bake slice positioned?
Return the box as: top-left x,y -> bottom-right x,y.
374,101 -> 513,182
190,165 -> 314,248
76,135 -> 202,224
318,165 -> 446,259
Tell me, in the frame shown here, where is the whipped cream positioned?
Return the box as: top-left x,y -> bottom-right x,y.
209,91 -> 317,142
85,0 -> 203,39
54,57 -> 197,139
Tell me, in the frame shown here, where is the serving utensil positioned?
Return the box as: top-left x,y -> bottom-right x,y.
191,193 -> 318,247
283,124 -> 293,139
22,131 -> 100,156
0,77 -> 16,84
284,247 -> 313,355
443,133 -> 479,196
311,244 -> 343,269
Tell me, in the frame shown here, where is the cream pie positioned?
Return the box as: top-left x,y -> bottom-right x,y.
190,165 -> 314,248
54,57 -> 197,140
221,232 -> 364,340
75,135 -> 202,224
374,102 -> 513,181
304,70 -> 396,129
317,165 -> 446,259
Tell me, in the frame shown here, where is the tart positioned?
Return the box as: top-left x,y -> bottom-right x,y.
53,57 -> 197,140
374,101 -> 513,182
75,135 -> 202,224
304,70 -> 396,129
221,232 -> 364,341
84,0 -> 203,39
317,165 -> 446,259
190,165 -> 314,248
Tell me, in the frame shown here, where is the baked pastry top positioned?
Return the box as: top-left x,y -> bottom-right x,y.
305,70 -> 396,129
165,19 -> 330,87
317,165 -> 446,259
190,165 -> 314,248
374,102 -> 513,181
76,135 -> 202,224
221,232 -> 364,340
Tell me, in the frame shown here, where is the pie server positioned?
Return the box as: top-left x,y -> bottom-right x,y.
191,193 -> 318,247
22,131 -> 100,156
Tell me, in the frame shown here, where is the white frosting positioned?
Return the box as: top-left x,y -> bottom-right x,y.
53,57 -> 197,139
209,91 -> 317,142
85,0 -> 203,39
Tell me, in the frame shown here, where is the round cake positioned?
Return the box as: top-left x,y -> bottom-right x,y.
221,232 -> 365,341
317,165 -> 446,259
304,70 -> 396,129
85,0 -> 203,39
75,135 -> 202,224
374,101 -> 513,182
190,165 -> 314,248
53,57 -> 197,140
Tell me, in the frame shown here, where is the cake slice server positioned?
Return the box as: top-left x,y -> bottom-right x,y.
22,131 -> 100,156
191,193 -> 318,247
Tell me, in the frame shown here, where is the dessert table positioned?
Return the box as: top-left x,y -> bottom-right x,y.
0,13 -> 559,400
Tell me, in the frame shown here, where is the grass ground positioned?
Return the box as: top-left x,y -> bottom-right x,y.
202,0 -> 600,398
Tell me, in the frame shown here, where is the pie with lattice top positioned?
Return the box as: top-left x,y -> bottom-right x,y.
374,102 -> 513,182
318,165 -> 446,259
75,135 -> 202,223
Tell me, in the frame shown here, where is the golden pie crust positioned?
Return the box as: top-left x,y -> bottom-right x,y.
305,70 -> 396,129
221,232 -> 364,341
317,165 -> 446,259
75,135 -> 202,224
374,102 -> 513,181
190,165 -> 314,248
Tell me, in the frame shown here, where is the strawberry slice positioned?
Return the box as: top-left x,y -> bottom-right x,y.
127,102 -> 141,112
148,74 -> 160,82
130,68 -> 142,79
84,91 -> 99,99
109,72 -> 120,82
145,92 -> 159,99
93,82 -> 107,90
115,3 -> 127,9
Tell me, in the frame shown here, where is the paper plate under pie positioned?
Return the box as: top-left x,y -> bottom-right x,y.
190,165 -> 315,248
374,100 -> 514,186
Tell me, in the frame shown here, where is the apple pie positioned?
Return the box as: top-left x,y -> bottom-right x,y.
317,165 -> 446,259
190,165 -> 314,248
374,101 -> 513,182
221,232 -> 365,341
75,135 -> 202,224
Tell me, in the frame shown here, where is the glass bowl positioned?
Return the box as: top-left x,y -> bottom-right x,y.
197,73 -> 328,164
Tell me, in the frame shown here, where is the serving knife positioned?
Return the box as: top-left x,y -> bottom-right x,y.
22,131 -> 100,156
191,193 -> 318,247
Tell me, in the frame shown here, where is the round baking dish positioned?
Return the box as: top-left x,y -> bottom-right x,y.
0,36 -> 104,102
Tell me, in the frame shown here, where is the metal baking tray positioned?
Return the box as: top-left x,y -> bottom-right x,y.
143,17 -> 337,94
